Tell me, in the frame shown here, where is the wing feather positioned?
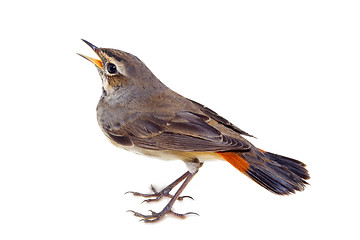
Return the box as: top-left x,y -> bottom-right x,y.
189,100 -> 255,138
105,111 -> 250,152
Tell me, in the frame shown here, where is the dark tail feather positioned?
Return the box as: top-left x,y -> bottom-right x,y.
218,149 -> 310,195
244,149 -> 310,195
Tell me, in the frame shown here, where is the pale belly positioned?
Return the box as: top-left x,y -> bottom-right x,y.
122,145 -> 222,163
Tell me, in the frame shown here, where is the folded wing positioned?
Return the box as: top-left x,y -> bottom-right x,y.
105,111 -> 251,152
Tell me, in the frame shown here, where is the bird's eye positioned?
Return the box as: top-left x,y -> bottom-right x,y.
106,63 -> 117,74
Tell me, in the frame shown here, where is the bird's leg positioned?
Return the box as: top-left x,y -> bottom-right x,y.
128,170 -> 198,223
126,171 -> 193,203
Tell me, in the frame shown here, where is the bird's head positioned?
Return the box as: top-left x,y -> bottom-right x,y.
78,39 -> 162,96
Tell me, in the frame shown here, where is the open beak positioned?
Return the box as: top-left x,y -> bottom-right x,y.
77,39 -> 103,68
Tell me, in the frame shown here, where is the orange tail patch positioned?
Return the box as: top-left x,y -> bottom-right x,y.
217,152 -> 250,174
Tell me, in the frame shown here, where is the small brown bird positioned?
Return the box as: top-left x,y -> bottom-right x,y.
78,40 -> 309,222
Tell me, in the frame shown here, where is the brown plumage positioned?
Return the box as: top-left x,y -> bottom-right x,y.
78,40 -> 310,222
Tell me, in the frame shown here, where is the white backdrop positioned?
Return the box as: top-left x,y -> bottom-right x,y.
1,1 -> 359,239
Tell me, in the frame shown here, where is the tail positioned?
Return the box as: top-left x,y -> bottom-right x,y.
218,149 -> 310,195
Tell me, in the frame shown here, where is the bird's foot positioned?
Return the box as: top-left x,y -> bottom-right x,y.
126,170 -> 199,222
127,207 -> 198,223
126,184 -> 193,203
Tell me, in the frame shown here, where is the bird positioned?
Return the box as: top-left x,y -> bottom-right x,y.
78,39 -> 310,223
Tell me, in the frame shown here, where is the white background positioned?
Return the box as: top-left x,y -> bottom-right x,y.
1,0 -> 359,239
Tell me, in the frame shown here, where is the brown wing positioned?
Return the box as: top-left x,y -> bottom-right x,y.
189,99 -> 255,138
104,111 -> 251,152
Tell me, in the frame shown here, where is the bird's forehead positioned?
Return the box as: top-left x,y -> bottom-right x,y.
99,48 -> 128,63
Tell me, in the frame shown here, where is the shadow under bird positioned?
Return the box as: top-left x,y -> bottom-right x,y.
78,40 -> 310,223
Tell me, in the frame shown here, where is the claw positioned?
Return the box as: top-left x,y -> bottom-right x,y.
150,184 -> 157,193
141,196 -> 162,204
178,195 -> 194,201
169,211 -> 199,218
127,210 -> 147,218
126,170 -> 199,222
128,208 -> 197,223
126,184 -> 193,203
148,210 -> 157,215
